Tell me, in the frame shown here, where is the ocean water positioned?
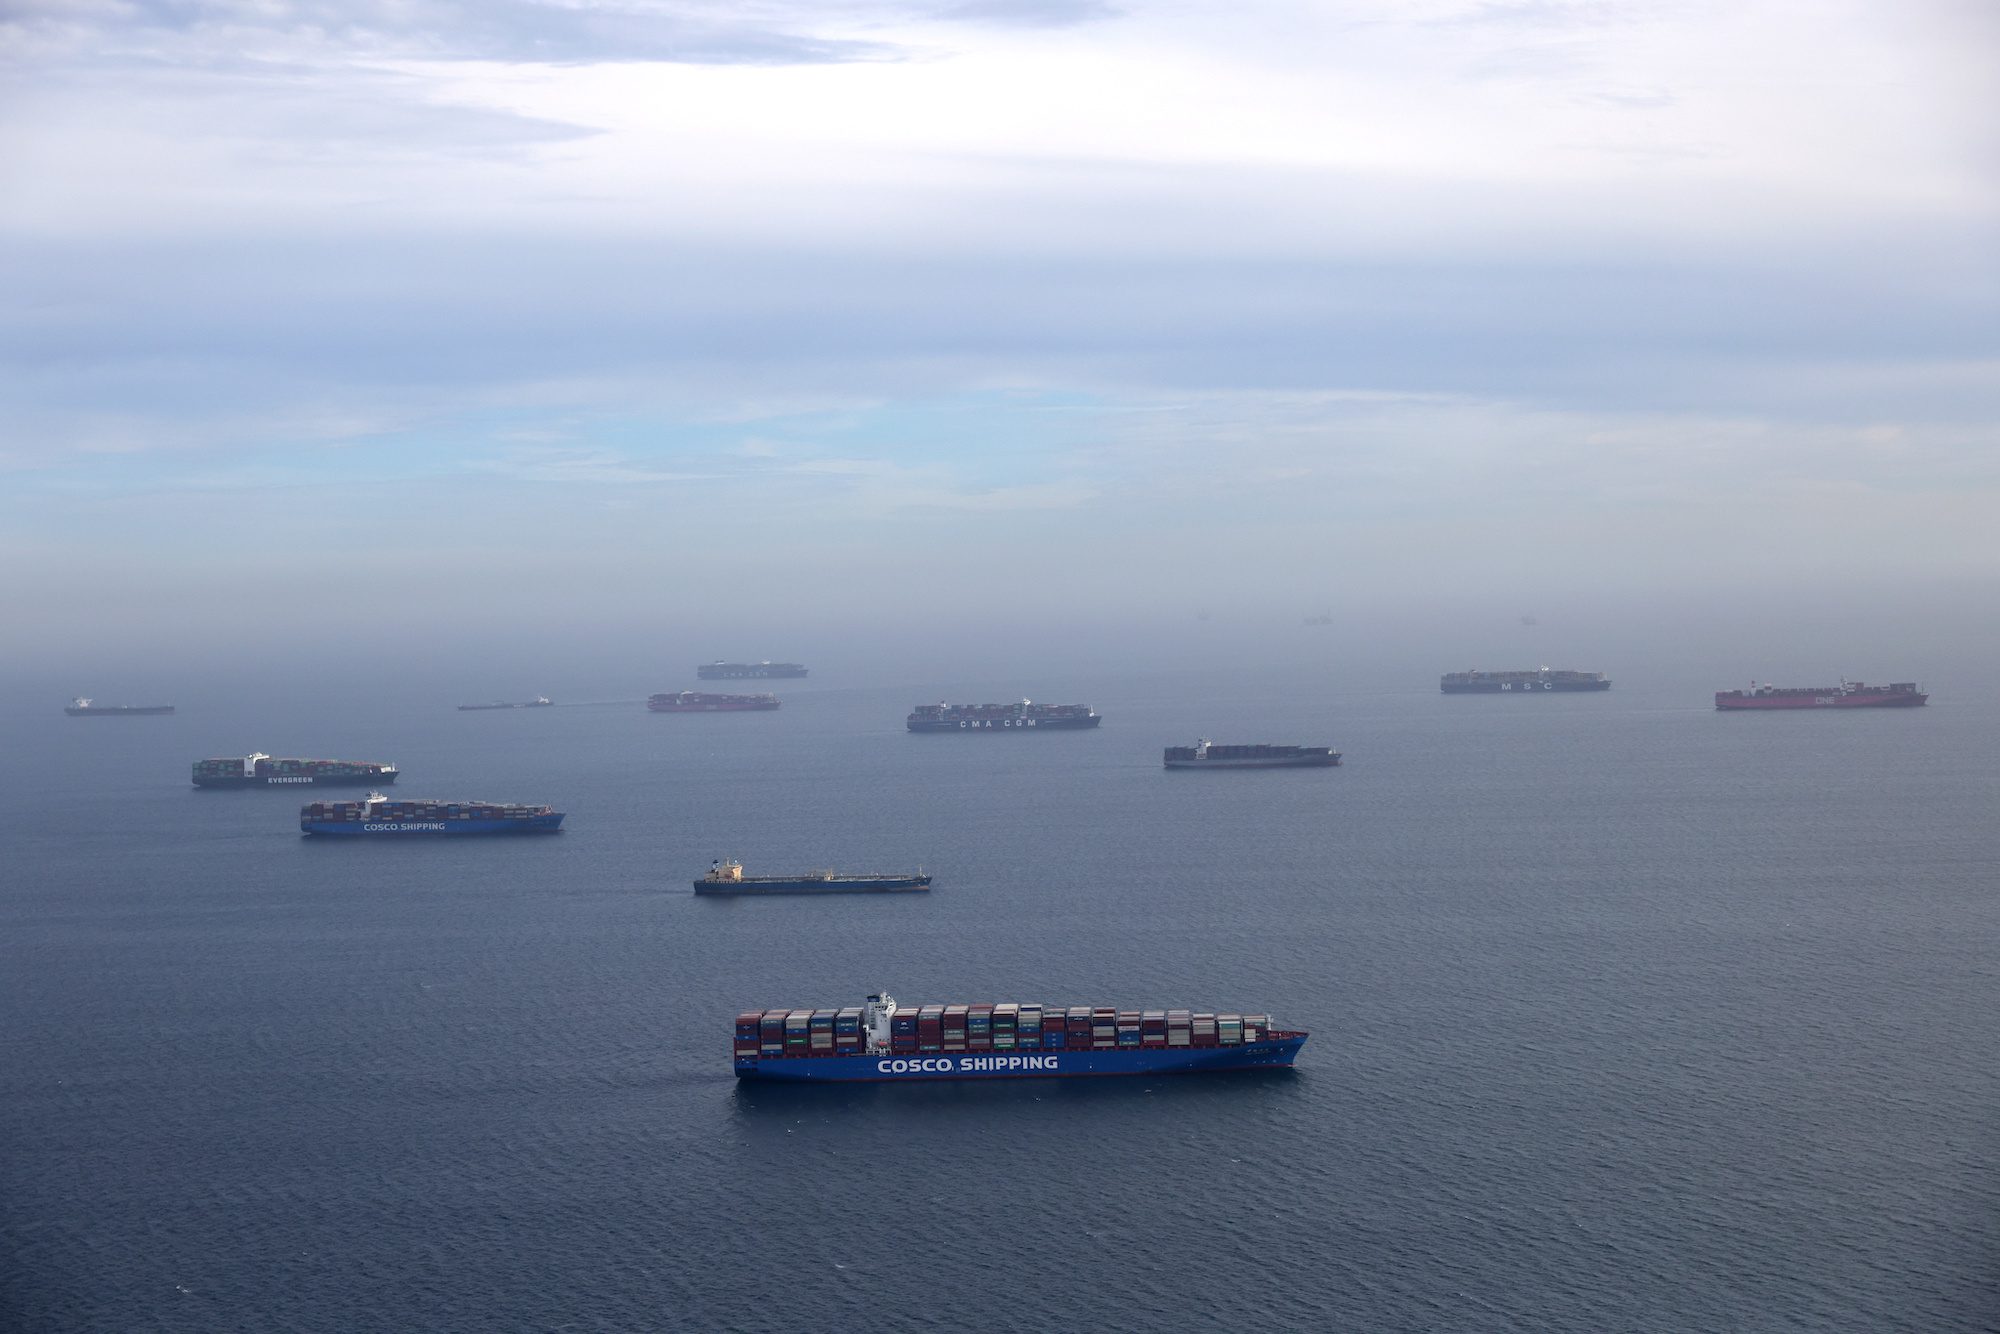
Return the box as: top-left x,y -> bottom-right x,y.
3,669 -> 1995,1331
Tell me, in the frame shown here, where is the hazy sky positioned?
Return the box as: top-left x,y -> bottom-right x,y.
3,1 -> 1996,668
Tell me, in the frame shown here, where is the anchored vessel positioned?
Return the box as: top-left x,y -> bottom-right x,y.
194,754 -> 397,788
1441,669 -> 1610,694
457,696 -> 552,711
698,661 -> 808,680
648,691 -> 781,712
300,792 -> 564,835
734,993 -> 1306,1082
1165,740 -> 1341,769
65,697 -> 174,716
907,700 -> 1101,732
696,860 -> 931,895
1715,680 -> 1928,711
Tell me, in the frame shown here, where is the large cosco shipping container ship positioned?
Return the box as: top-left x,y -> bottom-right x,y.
1441,669 -> 1610,693
907,700 -> 1101,732
648,692 -> 781,712
1715,680 -> 1927,710
697,661 -> 808,679
301,792 -> 564,835
194,753 -> 397,788
734,993 -> 1305,1081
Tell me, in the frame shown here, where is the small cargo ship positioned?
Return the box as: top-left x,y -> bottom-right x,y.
698,661 -> 808,680
735,993 -> 1305,1082
1715,680 -> 1928,711
194,753 -> 398,788
907,700 -> 1100,732
457,696 -> 552,711
65,697 -> 174,716
696,860 -> 931,895
300,792 -> 564,836
1441,669 -> 1610,693
648,691 -> 781,712
1164,740 -> 1341,769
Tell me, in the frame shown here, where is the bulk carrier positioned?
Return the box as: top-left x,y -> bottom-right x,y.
648,692 -> 780,712
1164,740 -> 1341,769
697,661 -> 808,680
194,754 -> 397,788
1714,680 -> 1927,711
1441,669 -> 1610,693
907,700 -> 1100,732
734,993 -> 1305,1082
65,697 -> 173,716
300,792 -> 563,835
696,860 -> 931,895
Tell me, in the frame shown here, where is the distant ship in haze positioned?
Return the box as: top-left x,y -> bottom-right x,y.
65,697 -> 173,716
1714,680 -> 1927,711
457,696 -> 553,711
697,661 -> 807,680
1440,669 -> 1610,694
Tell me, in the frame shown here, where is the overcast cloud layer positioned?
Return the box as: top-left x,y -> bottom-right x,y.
2,0 -> 1996,664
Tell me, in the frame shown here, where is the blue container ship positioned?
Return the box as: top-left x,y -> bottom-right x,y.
734,994 -> 1305,1082
301,792 -> 564,836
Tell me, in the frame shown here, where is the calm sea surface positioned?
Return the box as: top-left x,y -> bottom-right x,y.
4,668 -> 1996,1331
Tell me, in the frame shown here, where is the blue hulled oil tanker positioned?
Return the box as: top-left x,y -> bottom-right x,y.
301,791 -> 563,836
734,993 -> 1304,1081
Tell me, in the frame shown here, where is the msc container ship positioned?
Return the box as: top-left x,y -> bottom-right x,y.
1715,680 -> 1927,711
648,691 -> 781,712
1164,740 -> 1341,769
907,700 -> 1100,732
734,993 -> 1305,1081
65,697 -> 173,716
301,792 -> 564,835
194,753 -> 397,788
696,860 -> 931,895
698,661 -> 808,680
1441,668 -> 1610,693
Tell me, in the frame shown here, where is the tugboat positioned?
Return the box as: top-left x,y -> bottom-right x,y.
695,860 -> 931,895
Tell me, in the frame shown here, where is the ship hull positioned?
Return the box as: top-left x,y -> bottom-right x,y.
302,814 -> 564,836
197,772 -> 397,789
1165,755 -> 1340,769
1440,681 -> 1610,693
66,706 -> 175,716
697,876 -> 931,895
736,1035 -> 1305,1081
1715,694 -> 1928,710
908,716 -> 1100,732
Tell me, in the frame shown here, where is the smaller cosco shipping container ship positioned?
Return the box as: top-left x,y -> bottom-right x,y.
698,661 -> 808,679
1441,669 -> 1610,693
696,860 -> 930,895
1164,740 -> 1341,769
66,697 -> 174,716
735,993 -> 1305,1082
300,792 -> 564,835
648,691 -> 781,712
1715,680 -> 1927,711
458,696 -> 552,711
194,753 -> 397,788
907,700 -> 1100,732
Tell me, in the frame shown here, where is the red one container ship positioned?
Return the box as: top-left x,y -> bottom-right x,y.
1714,680 -> 1928,711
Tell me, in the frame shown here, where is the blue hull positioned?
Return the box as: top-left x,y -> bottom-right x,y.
735,1036 -> 1304,1081
301,814 -> 564,836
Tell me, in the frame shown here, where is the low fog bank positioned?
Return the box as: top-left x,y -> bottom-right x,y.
8,576 -> 1994,714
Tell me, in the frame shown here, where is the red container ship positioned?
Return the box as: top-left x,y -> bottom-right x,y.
647,691 -> 780,712
1714,680 -> 1928,711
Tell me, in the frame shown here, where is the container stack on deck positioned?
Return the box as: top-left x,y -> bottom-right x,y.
732,1001 -> 1272,1061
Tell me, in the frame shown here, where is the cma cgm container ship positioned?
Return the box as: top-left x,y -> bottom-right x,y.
697,661 -> 808,679
907,700 -> 1101,732
194,753 -> 397,788
1164,740 -> 1341,769
1715,680 -> 1928,711
648,691 -> 781,712
734,993 -> 1305,1081
1441,668 -> 1610,693
301,792 -> 564,835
